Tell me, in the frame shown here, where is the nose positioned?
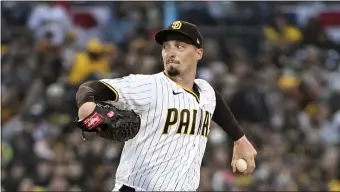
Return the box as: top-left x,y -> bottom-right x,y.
167,47 -> 176,58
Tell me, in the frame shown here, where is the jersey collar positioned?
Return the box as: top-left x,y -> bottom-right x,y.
162,71 -> 200,103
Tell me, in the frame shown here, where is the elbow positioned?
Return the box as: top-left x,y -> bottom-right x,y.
78,81 -> 94,89
76,81 -> 97,108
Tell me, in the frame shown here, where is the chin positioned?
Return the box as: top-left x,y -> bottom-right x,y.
166,66 -> 180,76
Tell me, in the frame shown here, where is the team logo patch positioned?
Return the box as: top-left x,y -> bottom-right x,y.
107,111 -> 115,118
171,21 -> 182,30
83,112 -> 103,129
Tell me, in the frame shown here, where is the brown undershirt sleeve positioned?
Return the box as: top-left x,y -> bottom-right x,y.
75,81 -> 117,108
212,90 -> 245,141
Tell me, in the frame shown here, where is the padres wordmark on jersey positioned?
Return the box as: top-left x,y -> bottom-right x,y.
101,72 -> 216,191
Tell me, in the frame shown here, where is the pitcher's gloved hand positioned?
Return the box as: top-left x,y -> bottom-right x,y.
74,103 -> 141,142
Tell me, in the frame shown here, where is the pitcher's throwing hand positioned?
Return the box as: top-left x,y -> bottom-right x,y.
231,136 -> 257,174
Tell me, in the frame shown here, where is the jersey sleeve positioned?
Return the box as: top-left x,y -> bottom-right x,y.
194,79 -> 216,114
100,74 -> 154,113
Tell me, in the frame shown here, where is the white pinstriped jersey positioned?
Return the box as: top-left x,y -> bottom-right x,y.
101,72 -> 216,191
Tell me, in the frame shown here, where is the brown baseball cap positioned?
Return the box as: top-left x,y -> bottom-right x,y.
155,20 -> 203,48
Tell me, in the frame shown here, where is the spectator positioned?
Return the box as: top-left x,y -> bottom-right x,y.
67,38 -> 113,86
228,72 -> 270,124
27,1 -> 72,47
302,17 -> 335,49
263,12 -> 302,47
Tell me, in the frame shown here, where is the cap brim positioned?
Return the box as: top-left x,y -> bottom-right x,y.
155,29 -> 195,46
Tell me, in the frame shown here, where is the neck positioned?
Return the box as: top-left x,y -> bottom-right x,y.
165,68 -> 196,91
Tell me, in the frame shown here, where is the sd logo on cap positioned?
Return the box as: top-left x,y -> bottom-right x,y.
155,20 -> 203,48
171,21 -> 182,30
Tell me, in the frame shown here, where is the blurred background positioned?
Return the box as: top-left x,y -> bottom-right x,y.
1,1 -> 340,191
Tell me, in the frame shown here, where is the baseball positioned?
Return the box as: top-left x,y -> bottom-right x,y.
236,159 -> 248,172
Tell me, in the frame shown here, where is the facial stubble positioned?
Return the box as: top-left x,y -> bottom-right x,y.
166,65 -> 180,76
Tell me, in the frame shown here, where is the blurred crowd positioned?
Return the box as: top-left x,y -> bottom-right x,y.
1,1 -> 340,191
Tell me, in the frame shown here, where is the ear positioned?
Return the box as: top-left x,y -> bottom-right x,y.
196,48 -> 203,60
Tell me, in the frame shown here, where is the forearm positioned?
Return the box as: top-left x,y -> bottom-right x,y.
76,81 -> 117,119
212,91 -> 245,141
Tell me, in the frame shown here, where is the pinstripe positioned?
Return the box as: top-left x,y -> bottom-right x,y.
190,163 -> 197,188
126,103 -> 150,107
158,86 -> 184,189
126,100 -> 152,150
178,154 -> 196,190
126,78 -> 154,183
175,96 -> 198,190
185,145 -> 199,189
153,80 -> 182,190
196,109 -> 204,135
134,78 -> 165,187
121,89 -> 152,94
129,78 -> 151,84
179,171 -> 189,190
191,127 -> 204,187
122,83 -> 151,89
179,98 -> 208,190
125,96 -> 152,101
137,79 -> 170,188
130,77 -> 157,171
146,78 -> 173,190
170,93 -> 193,190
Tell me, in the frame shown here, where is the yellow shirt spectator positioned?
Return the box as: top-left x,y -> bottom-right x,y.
264,25 -> 303,45
68,39 -> 111,86
329,179 -> 340,191
1,44 -> 8,55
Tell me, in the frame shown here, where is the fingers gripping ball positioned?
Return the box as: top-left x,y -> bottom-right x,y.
236,159 -> 248,172
74,103 -> 141,142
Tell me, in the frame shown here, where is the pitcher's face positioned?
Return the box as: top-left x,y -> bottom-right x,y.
162,39 -> 203,77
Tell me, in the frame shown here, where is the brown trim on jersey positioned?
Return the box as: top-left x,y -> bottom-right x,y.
101,81 -> 119,102
192,84 -> 200,103
162,71 -> 200,103
75,81 -> 119,108
119,185 -> 136,192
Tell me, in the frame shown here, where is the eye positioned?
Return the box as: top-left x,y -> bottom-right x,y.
177,43 -> 185,50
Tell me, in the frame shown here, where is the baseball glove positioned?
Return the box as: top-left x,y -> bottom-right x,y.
74,103 -> 141,142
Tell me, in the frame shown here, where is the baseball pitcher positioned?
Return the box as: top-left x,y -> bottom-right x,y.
75,20 -> 257,192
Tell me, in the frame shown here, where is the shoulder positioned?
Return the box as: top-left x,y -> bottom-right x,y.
195,78 -> 216,99
195,78 -> 217,113
126,74 -> 156,84
105,74 -> 153,82
195,78 -> 215,91
124,73 -> 151,79
131,72 -> 166,82
101,73 -> 163,87
101,74 -> 157,88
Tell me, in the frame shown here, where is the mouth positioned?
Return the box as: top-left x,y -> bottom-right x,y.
166,59 -> 180,65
